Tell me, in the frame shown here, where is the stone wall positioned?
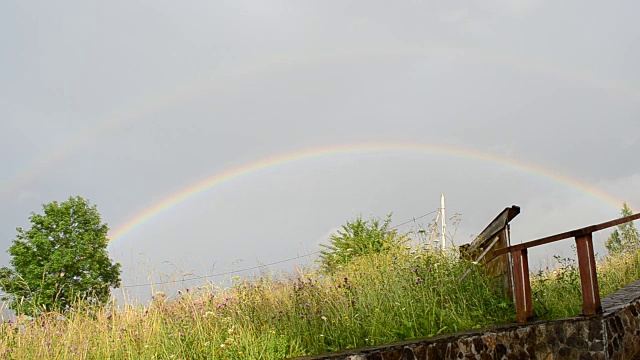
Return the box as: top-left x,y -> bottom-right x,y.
294,280 -> 640,360
601,280 -> 640,359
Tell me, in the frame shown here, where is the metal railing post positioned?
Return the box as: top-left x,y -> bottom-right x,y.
511,248 -> 533,322
575,233 -> 602,315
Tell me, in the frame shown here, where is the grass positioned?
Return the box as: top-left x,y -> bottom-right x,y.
531,249 -> 640,319
1,243 -> 639,359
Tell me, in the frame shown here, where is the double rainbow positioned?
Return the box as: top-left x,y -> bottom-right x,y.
3,42 -> 637,201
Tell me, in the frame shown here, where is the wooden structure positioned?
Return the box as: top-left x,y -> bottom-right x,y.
459,206 -> 520,292
494,212 -> 640,323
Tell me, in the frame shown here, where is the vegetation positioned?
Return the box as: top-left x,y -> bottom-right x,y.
1,243 -> 515,359
605,203 -> 639,254
533,202 -> 640,319
0,196 -> 121,315
318,214 -> 406,273
532,249 -> 640,319
0,212 -> 639,359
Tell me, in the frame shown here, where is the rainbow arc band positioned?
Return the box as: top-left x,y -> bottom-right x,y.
4,42 -> 637,200
107,142 -> 624,244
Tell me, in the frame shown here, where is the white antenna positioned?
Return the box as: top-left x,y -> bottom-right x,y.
441,193 -> 446,250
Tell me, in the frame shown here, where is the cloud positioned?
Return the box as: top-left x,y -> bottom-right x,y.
598,173 -> 640,211
16,190 -> 40,204
439,7 -> 472,25
487,0 -> 537,17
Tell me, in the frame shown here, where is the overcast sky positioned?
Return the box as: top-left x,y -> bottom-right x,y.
1,1 -> 639,302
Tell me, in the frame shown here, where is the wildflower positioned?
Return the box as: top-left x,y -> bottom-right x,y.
304,303 -> 311,307
321,316 -> 327,321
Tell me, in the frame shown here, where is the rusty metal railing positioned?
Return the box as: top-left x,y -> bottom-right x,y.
493,212 -> 640,323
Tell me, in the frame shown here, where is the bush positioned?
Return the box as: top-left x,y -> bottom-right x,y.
318,214 -> 407,273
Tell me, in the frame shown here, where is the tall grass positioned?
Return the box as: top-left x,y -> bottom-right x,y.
0,246 -> 513,359
531,249 -> 640,319
1,245 -> 639,359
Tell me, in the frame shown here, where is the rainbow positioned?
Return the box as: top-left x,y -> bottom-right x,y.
107,142 -> 624,244
3,42 -> 638,200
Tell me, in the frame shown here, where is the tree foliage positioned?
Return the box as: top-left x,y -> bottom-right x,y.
0,196 -> 121,314
319,214 -> 406,273
605,203 -> 639,254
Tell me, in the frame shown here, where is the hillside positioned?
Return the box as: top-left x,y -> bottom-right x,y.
1,243 -> 639,359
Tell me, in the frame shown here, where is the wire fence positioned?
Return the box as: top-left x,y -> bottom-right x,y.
0,210 -> 442,295
120,209 -> 440,289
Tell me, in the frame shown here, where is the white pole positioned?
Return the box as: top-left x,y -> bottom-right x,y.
441,193 -> 446,250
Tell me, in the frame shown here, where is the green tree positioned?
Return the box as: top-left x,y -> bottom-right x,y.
0,196 -> 121,314
605,202 -> 639,254
319,214 -> 406,273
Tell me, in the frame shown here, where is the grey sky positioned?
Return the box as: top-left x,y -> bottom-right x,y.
1,1 -> 639,301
